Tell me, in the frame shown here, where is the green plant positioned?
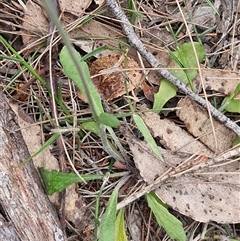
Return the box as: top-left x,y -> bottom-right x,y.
127,0 -> 143,25
38,167 -> 127,195
98,182 -> 119,241
220,83 -> 240,113
114,208 -> 128,241
153,42 -> 206,112
146,192 -> 186,241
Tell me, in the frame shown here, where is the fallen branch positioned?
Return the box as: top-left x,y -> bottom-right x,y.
105,0 -> 240,137
0,89 -> 65,241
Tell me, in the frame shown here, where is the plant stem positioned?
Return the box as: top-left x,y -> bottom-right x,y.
41,0 -> 126,161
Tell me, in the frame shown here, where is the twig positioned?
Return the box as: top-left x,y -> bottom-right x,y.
105,0 -> 240,137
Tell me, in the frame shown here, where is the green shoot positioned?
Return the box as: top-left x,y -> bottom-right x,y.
146,192 -> 186,241
204,0 -> 220,15
98,175 -> 129,241
94,165 -> 112,240
0,35 -> 71,117
153,42 -> 206,112
0,35 -> 47,88
17,133 -> 60,167
99,182 -> 119,241
219,83 -> 240,113
127,0 -> 143,25
133,114 -> 163,161
114,208 -> 128,241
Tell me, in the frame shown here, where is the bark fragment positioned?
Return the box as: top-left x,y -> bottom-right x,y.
0,89 -> 65,241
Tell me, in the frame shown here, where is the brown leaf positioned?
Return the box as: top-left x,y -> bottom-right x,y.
21,0 -> 92,46
195,68 -> 240,95
130,138 -> 240,223
85,54 -> 142,102
141,109 -> 214,156
65,184 -> 86,227
10,103 -> 86,226
10,103 -> 60,206
58,0 -> 91,16
141,81 -> 158,101
21,1 -> 48,46
16,83 -> 29,101
176,97 -> 237,153
71,19 -> 125,58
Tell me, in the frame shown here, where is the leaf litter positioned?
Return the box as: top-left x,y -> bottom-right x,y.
132,106 -> 240,223
141,107 -> 214,157
21,0 -> 93,46
2,0 -> 240,239
176,97 -> 237,153
129,137 -> 240,223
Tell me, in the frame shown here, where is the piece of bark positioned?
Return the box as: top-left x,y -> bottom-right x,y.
0,89 -> 65,241
0,213 -> 20,241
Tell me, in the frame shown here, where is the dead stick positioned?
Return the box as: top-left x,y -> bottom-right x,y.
105,0 -> 240,137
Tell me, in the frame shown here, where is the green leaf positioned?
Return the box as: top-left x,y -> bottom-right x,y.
171,42 -> 205,84
153,79 -> 177,112
222,97 -> 240,113
232,137 -> 240,147
99,186 -> 119,241
153,42 -> 206,112
204,0 -> 220,15
59,46 -> 104,116
38,167 -> 104,195
81,121 -> 100,136
59,46 -> 123,160
99,112 -> 120,128
220,83 -> 240,113
146,192 -> 186,241
133,114 -> 163,161
81,45 -> 108,61
59,46 -> 86,97
115,208 -> 128,241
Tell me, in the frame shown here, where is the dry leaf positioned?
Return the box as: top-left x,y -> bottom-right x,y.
147,62 -> 240,92
192,5 -> 216,29
81,54 -> 142,102
58,0 -> 91,16
141,109 -> 214,157
21,1 -> 48,45
128,209 -> 142,241
21,0 -> 92,46
16,83 -> 29,101
136,107 -> 239,222
10,103 -> 60,206
176,97 -> 237,153
10,104 -> 59,170
94,0 -> 104,5
129,138 -> 240,223
195,68 -> 240,95
65,184 -> 86,227
72,19 -> 125,58
141,81 -> 158,101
